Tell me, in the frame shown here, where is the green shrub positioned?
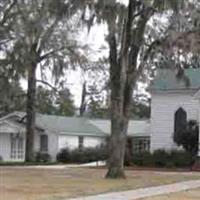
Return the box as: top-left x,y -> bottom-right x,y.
57,146 -> 108,164
35,152 -> 51,163
0,155 -> 2,162
153,149 -> 170,167
132,151 -> 153,166
170,150 -> 194,167
131,149 -> 194,168
174,120 -> 199,155
142,151 -> 154,166
56,148 -> 71,163
132,153 -> 143,166
69,149 -> 85,163
70,146 -> 108,163
57,147 -> 194,168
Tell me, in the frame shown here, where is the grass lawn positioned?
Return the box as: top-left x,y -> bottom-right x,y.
0,167 -> 200,200
141,188 -> 200,200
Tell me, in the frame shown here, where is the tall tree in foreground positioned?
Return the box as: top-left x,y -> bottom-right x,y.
106,0 -> 153,178
81,0 -> 187,178
106,0 -> 185,178
8,0 -> 79,161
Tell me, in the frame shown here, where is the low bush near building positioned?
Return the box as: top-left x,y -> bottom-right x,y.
132,150 -> 195,168
174,120 -> 199,156
57,146 -> 108,163
56,148 -> 71,163
131,151 -> 153,166
57,146 -> 195,168
35,152 -> 52,163
170,150 -> 195,167
153,149 -> 170,167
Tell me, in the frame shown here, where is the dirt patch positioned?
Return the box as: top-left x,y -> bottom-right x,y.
0,167 -> 200,200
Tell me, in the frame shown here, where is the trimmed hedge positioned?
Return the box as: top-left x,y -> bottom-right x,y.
34,152 -> 52,163
170,150 -> 194,167
132,149 -> 195,168
57,146 -> 194,168
130,151 -> 154,166
57,146 -> 108,164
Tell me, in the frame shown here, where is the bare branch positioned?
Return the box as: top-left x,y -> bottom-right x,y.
137,39 -> 162,77
0,0 -> 17,26
39,48 -> 64,61
37,18 -> 60,52
36,79 -> 58,92
39,44 -> 78,62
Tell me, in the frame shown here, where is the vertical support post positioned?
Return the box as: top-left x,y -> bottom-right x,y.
198,99 -> 200,158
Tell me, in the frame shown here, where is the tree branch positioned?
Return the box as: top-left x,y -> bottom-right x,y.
39,44 -> 78,62
0,0 -> 17,26
137,38 -> 162,77
36,79 -> 58,92
37,18 -> 60,53
39,48 -> 65,61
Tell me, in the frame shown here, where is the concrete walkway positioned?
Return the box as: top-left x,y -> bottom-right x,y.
68,180 -> 200,200
5,161 -> 106,170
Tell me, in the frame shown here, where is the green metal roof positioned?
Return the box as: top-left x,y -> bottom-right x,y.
150,68 -> 200,91
4,112 -> 150,137
90,119 -> 150,137
36,114 -> 105,136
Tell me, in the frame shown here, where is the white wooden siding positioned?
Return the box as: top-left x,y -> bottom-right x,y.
58,135 -> 79,150
47,132 -> 59,161
83,136 -> 105,148
150,91 -> 199,152
58,135 -> 105,151
34,130 -> 58,161
0,133 -> 11,161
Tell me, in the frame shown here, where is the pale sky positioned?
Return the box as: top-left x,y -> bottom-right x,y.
21,22 -> 109,107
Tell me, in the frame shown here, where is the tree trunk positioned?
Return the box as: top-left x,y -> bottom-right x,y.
25,64 -> 37,162
106,59 -> 129,178
105,0 -> 151,178
79,81 -> 87,116
106,31 -> 128,178
106,117 -> 128,178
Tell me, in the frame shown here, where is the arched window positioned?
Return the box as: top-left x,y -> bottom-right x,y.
174,107 -> 187,134
40,134 -> 48,152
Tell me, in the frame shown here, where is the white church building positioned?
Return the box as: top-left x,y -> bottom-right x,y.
0,68 -> 200,162
150,68 -> 200,156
